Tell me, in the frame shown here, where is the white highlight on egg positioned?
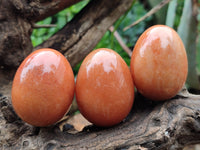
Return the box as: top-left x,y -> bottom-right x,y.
20,51 -> 60,82
86,50 -> 117,76
139,27 -> 173,57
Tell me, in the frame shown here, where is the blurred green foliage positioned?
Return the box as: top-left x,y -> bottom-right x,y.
196,5 -> 200,72
31,0 -> 199,83
95,1 -> 152,66
31,0 -> 151,74
173,0 -> 184,30
74,1 -> 152,74
31,0 -> 89,47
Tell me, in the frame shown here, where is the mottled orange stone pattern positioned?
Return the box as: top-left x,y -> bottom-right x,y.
76,48 -> 134,127
131,25 -> 188,101
12,48 -> 75,127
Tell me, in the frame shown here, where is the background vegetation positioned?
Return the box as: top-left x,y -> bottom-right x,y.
31,0 -> 200,91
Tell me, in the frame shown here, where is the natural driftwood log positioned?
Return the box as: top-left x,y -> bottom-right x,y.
1,85 -> 200,150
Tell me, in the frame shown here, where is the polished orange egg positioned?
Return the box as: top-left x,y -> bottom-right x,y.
130,25 -> 188,101
76,48 -> 134,127
12,48 -> 75,126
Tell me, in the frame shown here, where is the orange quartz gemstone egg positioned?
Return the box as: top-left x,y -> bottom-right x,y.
12,48 -> 75,127
130,25 -> 188,101
75,48 -> 134,127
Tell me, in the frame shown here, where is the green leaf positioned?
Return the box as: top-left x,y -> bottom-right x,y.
57,16 -> 67,29
177,0 -> 200,90
165,0 -> 177,27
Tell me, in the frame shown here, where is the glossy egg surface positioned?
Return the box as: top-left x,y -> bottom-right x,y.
12,48 -> 75,126
131,25 -> 188,101
76,48 -> 134,127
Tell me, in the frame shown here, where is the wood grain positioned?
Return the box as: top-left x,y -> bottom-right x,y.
1,86 -> 200,149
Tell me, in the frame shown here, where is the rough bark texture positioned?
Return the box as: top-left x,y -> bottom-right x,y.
0,0 -> 33,81
0,0 -> 81,82
1,85 -> 200,150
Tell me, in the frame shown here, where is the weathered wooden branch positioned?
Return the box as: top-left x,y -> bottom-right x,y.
8,0 -> 82,21
33,0 -> 82,22
35,0 -> 134,68
1,85 -> 200,149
